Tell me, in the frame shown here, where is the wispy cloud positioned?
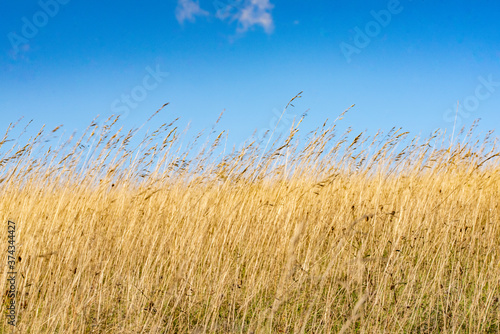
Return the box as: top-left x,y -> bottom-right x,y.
177,0 -> 275,34
175,0 -> 209,24
235,0 -> 274,34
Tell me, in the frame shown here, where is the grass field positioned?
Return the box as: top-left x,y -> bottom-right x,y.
1,105 -> 500,333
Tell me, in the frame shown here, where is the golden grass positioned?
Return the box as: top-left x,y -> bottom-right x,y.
1,103 -> 500,333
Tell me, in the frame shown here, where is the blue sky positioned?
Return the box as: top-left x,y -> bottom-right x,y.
1,0 -> 500,148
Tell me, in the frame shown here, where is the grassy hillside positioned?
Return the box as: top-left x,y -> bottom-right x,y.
1,106 -> 499,333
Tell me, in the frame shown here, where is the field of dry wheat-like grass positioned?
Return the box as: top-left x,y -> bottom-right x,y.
1,105 -> 499,333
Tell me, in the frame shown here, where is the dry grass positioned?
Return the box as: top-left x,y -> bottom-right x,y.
1,103 -> 500,333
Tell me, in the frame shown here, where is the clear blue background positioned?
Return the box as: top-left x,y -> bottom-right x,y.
1,0 -> 499,146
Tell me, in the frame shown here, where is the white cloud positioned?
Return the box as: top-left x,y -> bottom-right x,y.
175,0 -> 209,24
177,0 -> 275,34
235,0 -> 274,34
